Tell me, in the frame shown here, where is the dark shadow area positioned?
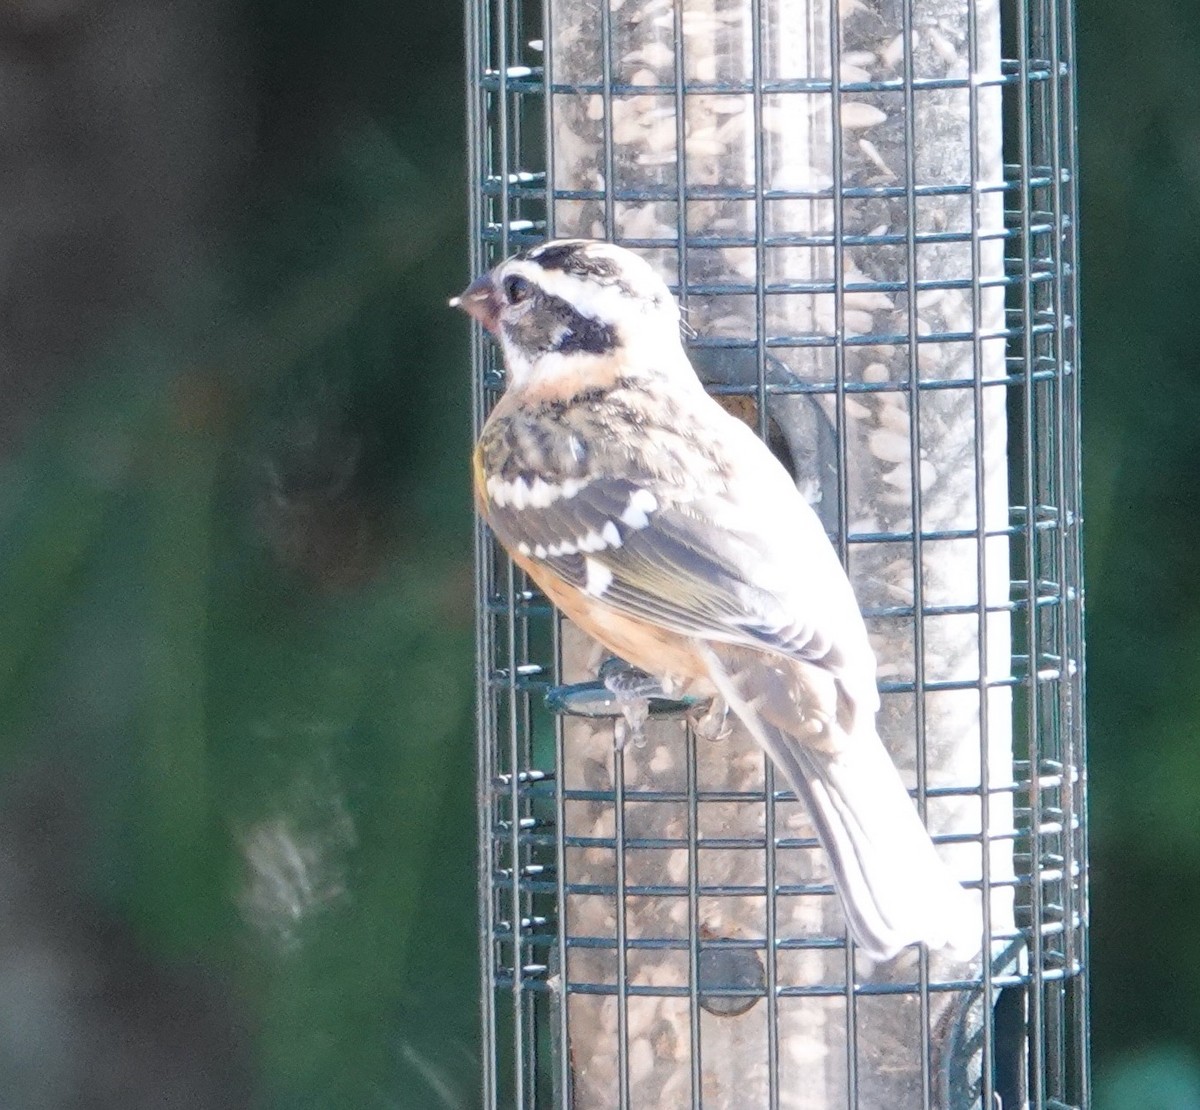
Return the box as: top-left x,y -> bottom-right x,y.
0,2 -> 477,1105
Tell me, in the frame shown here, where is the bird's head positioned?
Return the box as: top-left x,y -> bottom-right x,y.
451,239 -> 686,389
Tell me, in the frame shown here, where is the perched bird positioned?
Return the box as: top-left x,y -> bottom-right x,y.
453,239 -> 976,961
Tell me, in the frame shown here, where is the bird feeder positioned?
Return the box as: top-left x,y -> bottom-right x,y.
466,0 -> 1085,1105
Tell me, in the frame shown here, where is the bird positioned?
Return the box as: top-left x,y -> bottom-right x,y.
452,238 -> 977,962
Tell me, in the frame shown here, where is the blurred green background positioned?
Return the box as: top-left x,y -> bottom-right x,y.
1081,0 -> 1200,1103
0,0 -> 1191,1105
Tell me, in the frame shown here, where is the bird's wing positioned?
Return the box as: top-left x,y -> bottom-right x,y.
480,447 -> 875,702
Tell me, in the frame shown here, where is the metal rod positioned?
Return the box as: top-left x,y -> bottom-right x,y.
467,0 -> 499,1102
748,1 -> 781,1107
965,0 -> 997,1104
613,748 -> 631,1110
1014,0 -> 1049,1100
898,0 -> 934,1103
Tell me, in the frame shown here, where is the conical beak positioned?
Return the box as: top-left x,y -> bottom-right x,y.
449,274 -> 501,334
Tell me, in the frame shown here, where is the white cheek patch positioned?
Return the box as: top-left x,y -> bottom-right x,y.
584,557 -> 613,597
620,489 -> 658,529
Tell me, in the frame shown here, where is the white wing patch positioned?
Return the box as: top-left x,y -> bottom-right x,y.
572,526 -> 621,555
584,557 -> 613,597
509,512 -> 624,563
487,474 -> 584,509
620,489 -> 658,529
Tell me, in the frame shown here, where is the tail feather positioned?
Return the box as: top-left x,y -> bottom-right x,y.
695,642 -> 978,962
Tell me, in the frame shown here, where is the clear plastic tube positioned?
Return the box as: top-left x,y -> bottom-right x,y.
547,0 -> 1021,1104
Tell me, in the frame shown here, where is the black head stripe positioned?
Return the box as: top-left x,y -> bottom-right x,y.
525,241 -> 611,276
502,287 -> 617,356
554,311 -> 615,354
524,242 -> 640,299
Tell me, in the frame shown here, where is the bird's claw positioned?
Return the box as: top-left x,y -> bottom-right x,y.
600,658 -> 659,750
691,696 -> 733,743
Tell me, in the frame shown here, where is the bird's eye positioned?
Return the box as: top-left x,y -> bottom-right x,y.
503,275 -> 534,305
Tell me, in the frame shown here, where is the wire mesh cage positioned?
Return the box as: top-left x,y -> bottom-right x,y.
466,0 -> 1085,1105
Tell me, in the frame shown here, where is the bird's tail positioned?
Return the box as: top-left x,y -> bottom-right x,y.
696,643 -> 979,962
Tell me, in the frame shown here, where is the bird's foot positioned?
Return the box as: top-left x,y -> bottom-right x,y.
691,696 -> 733,743
600,658 -> 659,751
